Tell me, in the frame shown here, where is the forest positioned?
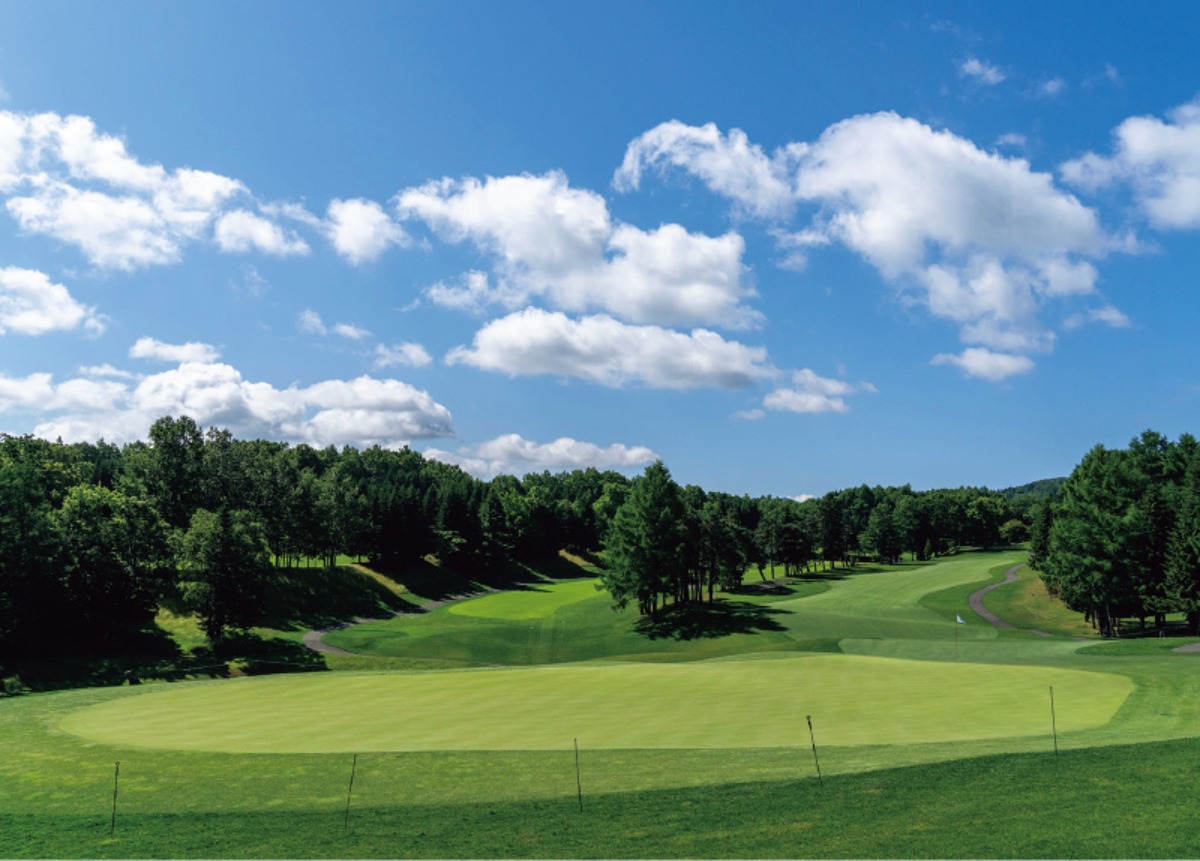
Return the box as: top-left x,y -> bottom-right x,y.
0,415 -> 1044,659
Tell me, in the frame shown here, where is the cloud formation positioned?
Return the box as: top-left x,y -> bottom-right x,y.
446,308 -> 774,389
618,113 -> 1120,379
762,369 -> 876,414
0,266 -> 103,336
2,352 -> 454,449
425,433 -> 657,479
326,197 -> 410,264
399,171 -> 758,329
1061,99 -> 1200,229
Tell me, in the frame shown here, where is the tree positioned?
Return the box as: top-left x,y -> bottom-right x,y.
56,484 -> 172,636
601,462 -> 684,615
862,503 -> 902,563
178,507 -> 271,642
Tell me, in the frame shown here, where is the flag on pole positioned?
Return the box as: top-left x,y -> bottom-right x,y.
956,614 -> 966,624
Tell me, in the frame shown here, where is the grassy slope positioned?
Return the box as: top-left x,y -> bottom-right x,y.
7,550 -> 1200,857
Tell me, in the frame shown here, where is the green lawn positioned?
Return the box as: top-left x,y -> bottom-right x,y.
8,548 -> 1200,858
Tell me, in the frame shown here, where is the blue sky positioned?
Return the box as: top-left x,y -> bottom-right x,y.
1,1 -> 1198,498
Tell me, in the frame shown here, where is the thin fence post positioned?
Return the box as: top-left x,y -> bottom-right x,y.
109,761 -> 120,838
806,715 -> 823,787
574,738 -> 583,813
344,753 -> 358,834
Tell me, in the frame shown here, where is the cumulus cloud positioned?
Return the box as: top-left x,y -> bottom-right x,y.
1061,99 -> 1200,229
614,120 -> 796,218
446,308 -> 774,389
618,113 -> 1116,380
930,347 -> 1035,381
399,171 -> 758,329
214,209 -> 309,256
374,342 -> 432,368
326,198 -> 410,264
0,266 -> 103,335
332,323 -> 370,340
0,110 -> 340,270
763,369 -> 875,414
10,358 -> 453,449
425,433 -> 657,479
129,336 -> 221,364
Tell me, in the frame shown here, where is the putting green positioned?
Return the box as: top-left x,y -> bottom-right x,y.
60,654 -> 1132,753
449,578 -> 601,620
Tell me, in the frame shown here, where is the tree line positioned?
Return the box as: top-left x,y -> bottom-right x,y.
1035,430 -> 1200,636
0,415 -> 1037,656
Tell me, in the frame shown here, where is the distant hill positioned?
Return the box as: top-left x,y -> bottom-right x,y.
997,477 -> 1066,500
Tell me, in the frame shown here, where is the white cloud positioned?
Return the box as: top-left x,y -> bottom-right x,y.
790,494 -> 816,503
732,408 -> 766,421
961,57 -> 1005,86
79,363 -> 135,380
332,323 -> 370,340
1040,77 -> 1067,97
1061,99 -> 1200,229
930,347 -> 1035,381
297,309 -> 370,340
400,171 -> 757,328
996,133 -> 1027,149
425,433 -> 657,479
619,114 -> 1114,376
613,120 -> 796,218
297,308 -> 326,335
129,336 -> 220,364
763,369 -> 874,414
326,198 -> 409,264
214,209 -> 310,256
0,110 -> 353,270
0,372 -> 55,409
1063,304 -> 1132,330
374,342 -> 432,368
446,308 -> 774,389
0,266 -> 103,335
19,360 -> 453,449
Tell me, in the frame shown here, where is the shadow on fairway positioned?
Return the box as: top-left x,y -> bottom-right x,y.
635,599 -> 789,641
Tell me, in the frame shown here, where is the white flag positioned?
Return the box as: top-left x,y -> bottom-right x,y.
956,614 -> 966,624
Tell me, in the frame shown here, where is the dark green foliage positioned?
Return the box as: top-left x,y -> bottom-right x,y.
178,508 -> 272,642
1042,430 -> 1200,635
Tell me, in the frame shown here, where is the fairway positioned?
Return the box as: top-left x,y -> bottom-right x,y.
449,578 -> 601,620
59,654 -> 1131,753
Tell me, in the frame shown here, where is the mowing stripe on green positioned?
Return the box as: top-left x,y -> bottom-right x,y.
59,654 -> 1131,754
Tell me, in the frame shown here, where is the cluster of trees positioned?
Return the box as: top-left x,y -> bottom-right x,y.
601,462 -> 1033,616
1,415 -> 1039,655
1037,430 -> 1200,635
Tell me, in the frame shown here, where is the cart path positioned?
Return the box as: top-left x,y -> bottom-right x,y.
303,587 -> 498,655
967,564 -> 1054,637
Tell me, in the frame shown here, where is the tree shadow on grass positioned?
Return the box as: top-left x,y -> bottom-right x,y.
635,599 -> 790,641
214,631 -> 328,675
255,566 -> 419,630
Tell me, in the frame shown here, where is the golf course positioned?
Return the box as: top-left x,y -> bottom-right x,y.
5,549 -> 1200,858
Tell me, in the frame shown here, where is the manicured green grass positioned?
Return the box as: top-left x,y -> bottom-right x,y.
58,655 -> 1131,753
9,549 -> 1200,857
449,578 -> 601,619
4,737 -> 1200,858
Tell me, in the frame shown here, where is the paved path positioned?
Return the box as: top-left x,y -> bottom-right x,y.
967,564 -> 1053,637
